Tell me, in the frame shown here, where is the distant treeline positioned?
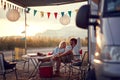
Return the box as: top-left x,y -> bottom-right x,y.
0,36 -> 88,51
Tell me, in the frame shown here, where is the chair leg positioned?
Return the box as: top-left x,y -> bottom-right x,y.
67,65 -> 72,80
70,66 -> 81,80
28,60 -> 29,73
14,69 -> 18,80
3,74 -> 6,80
23,60 -> 29,73
64,64 -> 67,73
23,61 -> 26,70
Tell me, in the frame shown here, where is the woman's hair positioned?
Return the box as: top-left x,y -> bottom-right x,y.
58,41 -> 66,48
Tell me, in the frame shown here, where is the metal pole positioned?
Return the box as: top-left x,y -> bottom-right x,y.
25,8 -> 27,55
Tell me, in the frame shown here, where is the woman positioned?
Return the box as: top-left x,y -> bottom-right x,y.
37,41 -> 66,74
52,41 -> 66,74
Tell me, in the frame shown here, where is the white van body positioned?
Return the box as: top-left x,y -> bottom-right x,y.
76,0 -> 120,80
90,0 -> 120,80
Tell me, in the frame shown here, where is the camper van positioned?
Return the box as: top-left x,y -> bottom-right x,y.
76,0 -> 120,80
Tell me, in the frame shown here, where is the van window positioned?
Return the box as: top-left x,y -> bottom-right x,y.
103,0 -> 120,17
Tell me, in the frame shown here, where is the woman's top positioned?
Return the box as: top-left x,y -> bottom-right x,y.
52,47 -> 65,56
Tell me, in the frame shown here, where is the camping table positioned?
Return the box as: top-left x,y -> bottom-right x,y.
22,54 -> 53,79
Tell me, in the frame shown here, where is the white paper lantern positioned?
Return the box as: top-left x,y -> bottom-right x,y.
6,9 -> 20,22
59,14 -> 70,25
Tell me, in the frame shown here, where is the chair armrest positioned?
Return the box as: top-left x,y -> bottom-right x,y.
8,61 -> 17,65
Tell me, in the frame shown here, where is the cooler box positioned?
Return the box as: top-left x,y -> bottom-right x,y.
39,62 -> 53,78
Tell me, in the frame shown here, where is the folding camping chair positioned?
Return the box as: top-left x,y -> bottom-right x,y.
0,52 -> 18,80
69,51 -> 89,80
60,51 -> 73,73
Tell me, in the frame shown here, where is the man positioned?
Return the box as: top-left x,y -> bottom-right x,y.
60,37 -> 81,60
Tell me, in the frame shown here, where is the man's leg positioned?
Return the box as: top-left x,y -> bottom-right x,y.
54,57 -> 61,74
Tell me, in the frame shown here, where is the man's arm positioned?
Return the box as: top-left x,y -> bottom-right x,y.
76,37 -> 81,49
59,50 -> 73,57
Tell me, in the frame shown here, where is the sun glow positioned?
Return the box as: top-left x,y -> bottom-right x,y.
26,25 -> 47,36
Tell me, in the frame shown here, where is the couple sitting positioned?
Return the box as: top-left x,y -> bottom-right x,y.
37,37 -> 81,75
52,37 -> 81,75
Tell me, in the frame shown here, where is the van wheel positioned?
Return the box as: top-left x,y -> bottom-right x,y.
85,68 -> 96,80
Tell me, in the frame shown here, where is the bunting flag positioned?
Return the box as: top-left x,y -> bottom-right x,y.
1,0 -> 3,6
7,3 -> 9,8
26,8 -> 31,13
40,11 -> 44,17
9,4 -> 11,8
47,12 -> 50,19
75,9 -> 78,13
54,12 -> 58,19
34,10 -> 37,16
3,1 -> 6,10
61,12 -> 64,17
12,5 -> 14,9
1,0 -> 79,22
68,11 -> 72,17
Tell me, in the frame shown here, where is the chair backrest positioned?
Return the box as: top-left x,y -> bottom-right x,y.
0,53 -> 5,74
81,51 -> 89,66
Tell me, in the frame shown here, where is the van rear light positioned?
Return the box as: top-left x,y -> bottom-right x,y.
102,46 -> 120,62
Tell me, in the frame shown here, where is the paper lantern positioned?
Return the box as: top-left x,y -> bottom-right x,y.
59,14 -> 70,25
6,9 -> 20,22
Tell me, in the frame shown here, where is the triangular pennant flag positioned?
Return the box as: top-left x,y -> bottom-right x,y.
15,6 -> 17,10
47,12 -> 50,18
61,12 -> 64,17
1,0 -> 3,6
4,4 -> 6,10
4,2 -> 6,10
68,11 -> 72,17
7,3 -> 9,8
9,4 -> 11,8
12,5 -> 14,9
21,8 -> 24,13
26,8 -> 31,13
75,9 -> 78,13
34,10 -> 37,16
40,11 -> 44,17
54,12 -> 58,19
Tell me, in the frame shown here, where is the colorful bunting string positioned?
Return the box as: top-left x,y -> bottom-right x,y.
1,0 -> 79,19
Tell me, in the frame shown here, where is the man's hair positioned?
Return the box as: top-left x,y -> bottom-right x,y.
70,38 -> 77,44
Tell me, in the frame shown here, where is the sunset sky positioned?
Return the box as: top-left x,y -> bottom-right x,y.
0,1 -> 87,37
